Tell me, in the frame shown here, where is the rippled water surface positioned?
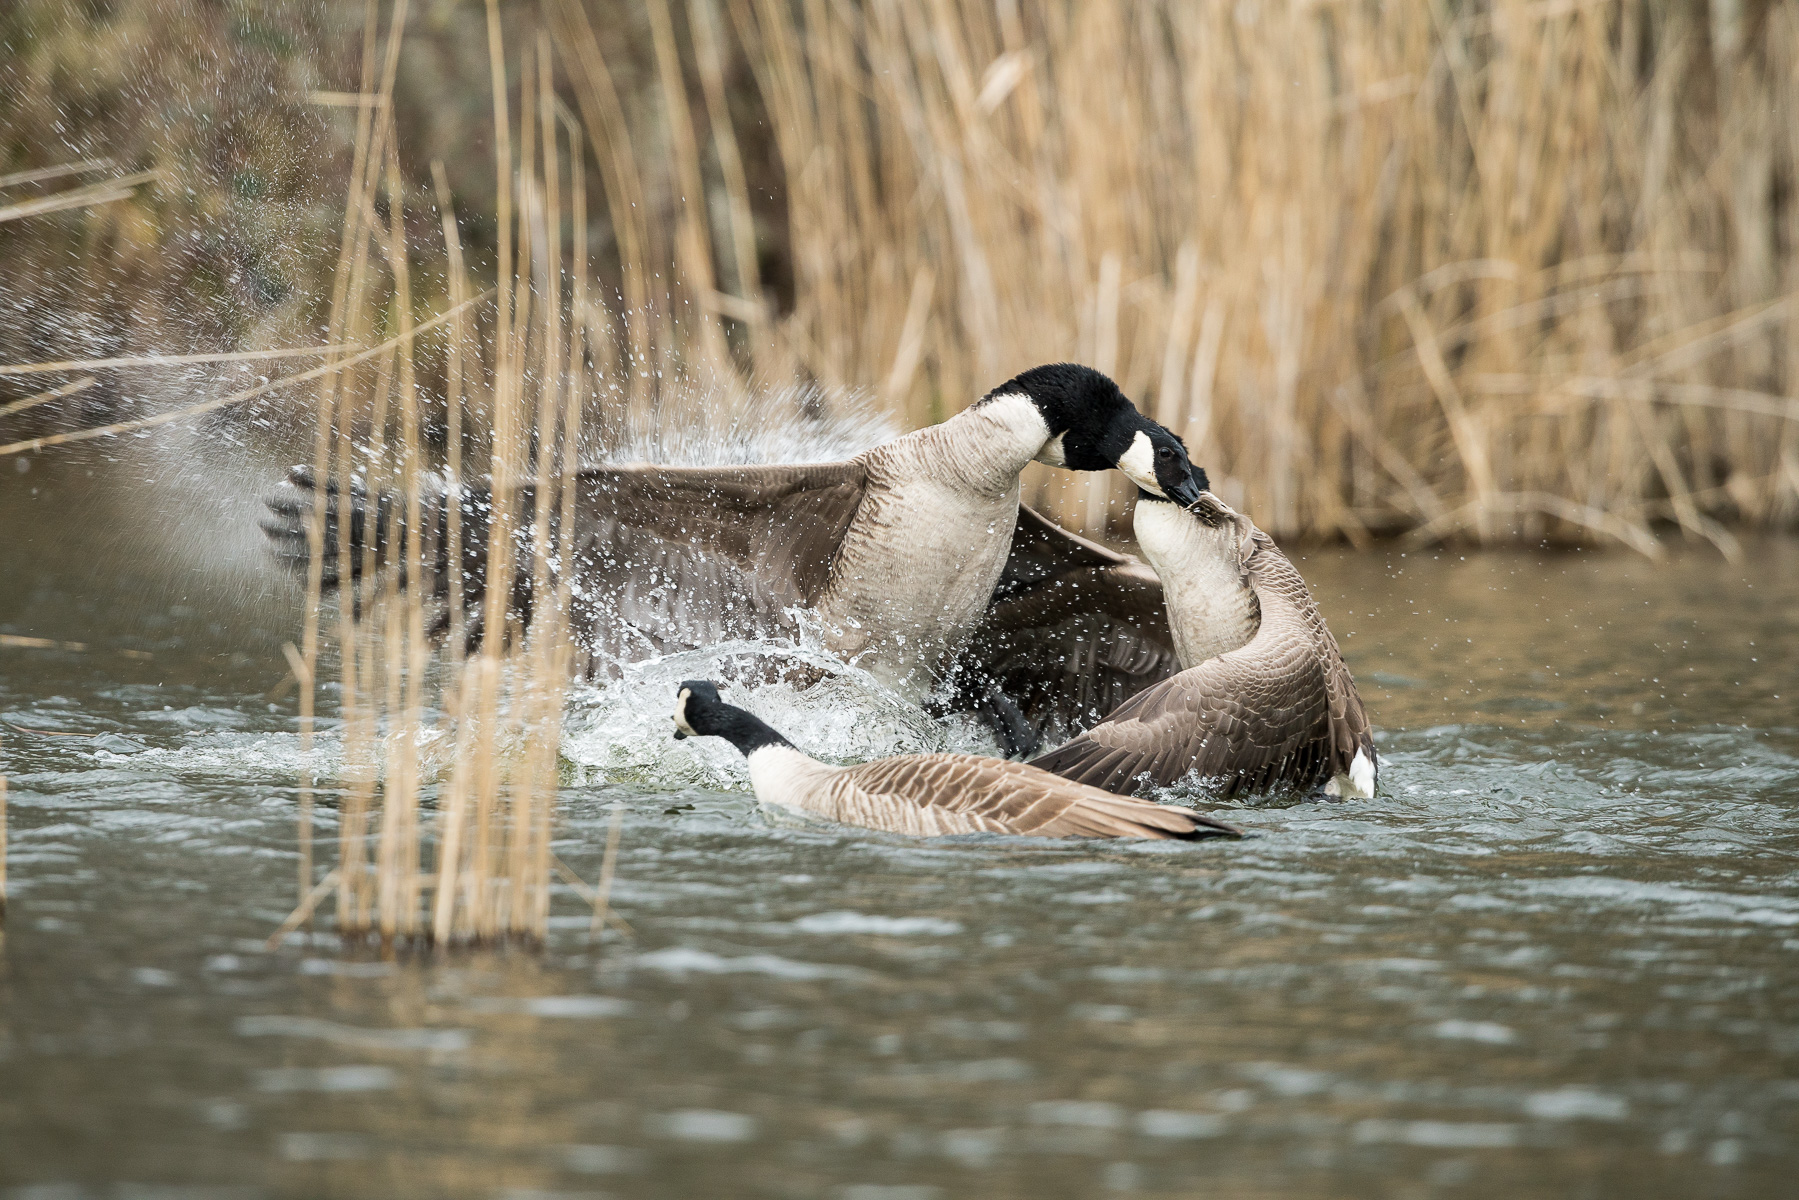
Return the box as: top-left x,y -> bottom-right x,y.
3,460 -> 1797,1199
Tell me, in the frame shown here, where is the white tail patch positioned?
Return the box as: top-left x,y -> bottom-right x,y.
1325,748 -> 1377,799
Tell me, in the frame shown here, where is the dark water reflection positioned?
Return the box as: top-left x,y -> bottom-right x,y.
2,460 -> 1797,1199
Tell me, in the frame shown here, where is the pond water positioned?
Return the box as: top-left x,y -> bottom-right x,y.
2,455 -> 1797,1199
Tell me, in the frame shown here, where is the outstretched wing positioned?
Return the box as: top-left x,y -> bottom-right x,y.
262,461 -> 867,671
949,505 -> 1181,753
825,754 -> 1241,839
565,463 -> 866,670
1028,530 -> 1375,798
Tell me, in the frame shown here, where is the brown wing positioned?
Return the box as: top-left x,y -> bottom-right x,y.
262,461 -> 867,668
822,754 -> 1240,839
574,463 -> 866,607
1029,530 -> 1376,798
562,463 -> 866,670
949,505 -> 1180,751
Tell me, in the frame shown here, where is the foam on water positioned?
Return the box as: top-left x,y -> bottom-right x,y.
560,636 -> 1001,791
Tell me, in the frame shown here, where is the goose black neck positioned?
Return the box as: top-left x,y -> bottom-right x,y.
708,703 -> 795,758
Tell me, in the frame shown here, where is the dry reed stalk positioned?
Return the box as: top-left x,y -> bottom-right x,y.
0,159 -> 116,190
269,4 -> 602,953
0,376 -> 97,421
0,346 -> 357,378
0,168 -> 167,225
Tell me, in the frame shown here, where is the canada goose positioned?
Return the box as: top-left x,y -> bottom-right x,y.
264,364 -> 1203,704
1026,489 -> 1377,800
671,680 -> 1242,840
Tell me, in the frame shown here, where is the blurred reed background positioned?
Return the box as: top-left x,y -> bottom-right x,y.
4,0 -> 1797,551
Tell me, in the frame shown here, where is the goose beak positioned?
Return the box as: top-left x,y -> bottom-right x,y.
1167,468 -> 1205,509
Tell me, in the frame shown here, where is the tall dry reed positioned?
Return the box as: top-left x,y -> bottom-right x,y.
270,1 -> 610,950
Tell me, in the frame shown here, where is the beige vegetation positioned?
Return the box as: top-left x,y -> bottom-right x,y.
4,0 -> 1798,551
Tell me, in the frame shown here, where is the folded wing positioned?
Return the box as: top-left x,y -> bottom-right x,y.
824,754 -> 1241,839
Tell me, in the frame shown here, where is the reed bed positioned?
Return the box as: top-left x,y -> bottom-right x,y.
5,1 -> 1796,548
558,0 -> 1799,549
271,2 -> 609,950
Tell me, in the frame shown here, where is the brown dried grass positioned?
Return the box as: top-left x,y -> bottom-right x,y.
273,1 -> 604,951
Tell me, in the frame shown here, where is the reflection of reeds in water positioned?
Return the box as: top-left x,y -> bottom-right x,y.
274,2 -> 605,950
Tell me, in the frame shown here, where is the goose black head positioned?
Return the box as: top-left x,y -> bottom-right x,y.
673,679 -> 793,756
988,363 -> 1206,506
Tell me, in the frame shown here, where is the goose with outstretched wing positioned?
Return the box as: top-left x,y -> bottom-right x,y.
262,364 -> 1203,707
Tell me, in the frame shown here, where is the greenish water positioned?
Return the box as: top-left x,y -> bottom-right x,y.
2,457 -> 1797,1199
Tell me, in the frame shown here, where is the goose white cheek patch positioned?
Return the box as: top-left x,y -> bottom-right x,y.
674,689 -> 698,737
1118,431 -> 1164,496
1034,432 -> 1068,467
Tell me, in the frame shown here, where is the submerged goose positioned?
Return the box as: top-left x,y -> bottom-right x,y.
672,680 -> 1241,840
264,364 -> 1202,703
1026,488 -> 1377,800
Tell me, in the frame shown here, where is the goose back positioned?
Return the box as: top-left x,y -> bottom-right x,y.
783,751 -> 1239,839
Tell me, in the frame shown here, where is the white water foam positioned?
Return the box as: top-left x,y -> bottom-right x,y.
560,637 -> 1001,792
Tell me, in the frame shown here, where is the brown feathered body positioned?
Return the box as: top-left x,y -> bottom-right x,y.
1029,496 -> 1377,799
744,743 -> 1241,840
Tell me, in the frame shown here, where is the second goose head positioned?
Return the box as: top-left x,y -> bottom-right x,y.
672,680 -> 792,754
988,363 -> 1206,506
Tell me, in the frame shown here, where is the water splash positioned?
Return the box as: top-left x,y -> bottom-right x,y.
561,636 -> 1001,791
591,379 -> 898,467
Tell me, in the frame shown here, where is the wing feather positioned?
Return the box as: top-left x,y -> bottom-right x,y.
951,506 -> 1180,749
264,461 -> 868,666
828,754 -> 1240,839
